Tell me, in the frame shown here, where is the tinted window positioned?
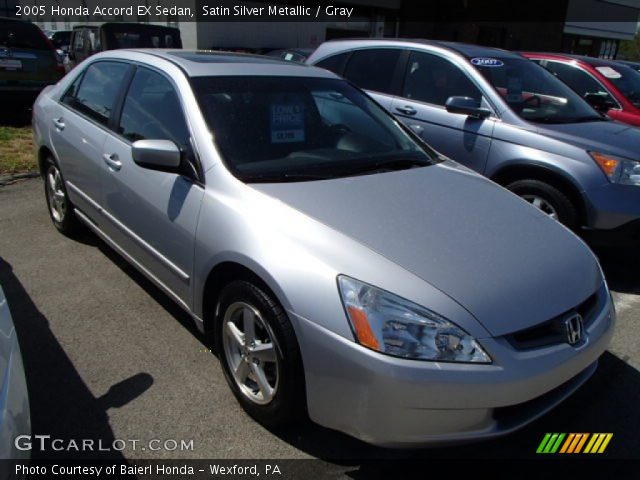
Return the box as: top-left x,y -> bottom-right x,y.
192,76 -> 436,183
343,49 -> 401,94
402,51 -> 482,106
0,20 -> 50,50
315,52 -> 350,75
118,68 -> 190,150
61,73 -> 84,106
72,62 -> 130,125
536,60 -> 609,99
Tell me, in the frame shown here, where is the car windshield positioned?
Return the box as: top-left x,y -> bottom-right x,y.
599,64 -> 640,108
191,76 -> 438,183
0,21 -> 50,50
473,57 -> 602,123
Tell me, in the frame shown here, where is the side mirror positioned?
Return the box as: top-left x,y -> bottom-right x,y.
445,96 -> 492,118
584,92 -> 615,112
132,139 -> 181,172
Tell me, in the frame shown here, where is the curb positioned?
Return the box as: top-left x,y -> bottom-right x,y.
0,171 -> 40,187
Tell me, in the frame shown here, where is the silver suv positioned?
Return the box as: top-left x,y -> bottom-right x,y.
308,39 -> 640,244
33,50 -> 614,447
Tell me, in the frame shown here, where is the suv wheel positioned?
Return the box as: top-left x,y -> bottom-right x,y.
215,280 -> 305,427
506,179 -> 579,229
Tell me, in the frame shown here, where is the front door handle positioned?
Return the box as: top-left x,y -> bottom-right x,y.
395,105 -> 417,115
52,118 -> 65,130
103,153 -> 122,171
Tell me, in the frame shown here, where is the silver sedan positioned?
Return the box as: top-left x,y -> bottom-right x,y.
32,50 -> 614,447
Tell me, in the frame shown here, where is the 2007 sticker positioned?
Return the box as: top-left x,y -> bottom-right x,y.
471,57 -> 504,67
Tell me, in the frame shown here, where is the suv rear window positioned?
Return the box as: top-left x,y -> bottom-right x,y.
343,49 -> 402,94
0,20 -> 50,50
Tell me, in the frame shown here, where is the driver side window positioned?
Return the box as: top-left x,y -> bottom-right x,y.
402,51 -> 482,107
118,67 -> 191,153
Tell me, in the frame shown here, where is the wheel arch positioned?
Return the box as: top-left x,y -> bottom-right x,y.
37,145 -> 55,177
490,162 -> 588,226
200,260 -> 290,335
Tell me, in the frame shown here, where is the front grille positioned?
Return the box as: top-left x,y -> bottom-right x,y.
505,285 -> 604,351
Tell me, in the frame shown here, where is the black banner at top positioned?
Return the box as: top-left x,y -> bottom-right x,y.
3,0 -> 640,23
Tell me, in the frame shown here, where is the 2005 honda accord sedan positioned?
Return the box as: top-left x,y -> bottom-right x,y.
32,50 -> 615,447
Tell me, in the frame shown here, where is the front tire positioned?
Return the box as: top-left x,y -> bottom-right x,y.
44,158 -> 80,235
214,280 -> 305,427
506,179 -> 579,229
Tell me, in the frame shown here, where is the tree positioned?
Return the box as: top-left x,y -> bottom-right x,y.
619,31 -> 640,60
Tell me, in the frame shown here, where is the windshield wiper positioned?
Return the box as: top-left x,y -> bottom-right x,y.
337,157 -> 430,177
242,172 -> 333,183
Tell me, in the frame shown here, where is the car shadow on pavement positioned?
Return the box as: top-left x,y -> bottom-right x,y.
0,256 -> 152,462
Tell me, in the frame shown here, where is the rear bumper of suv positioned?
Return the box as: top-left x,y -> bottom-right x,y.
292,288 -> 614,447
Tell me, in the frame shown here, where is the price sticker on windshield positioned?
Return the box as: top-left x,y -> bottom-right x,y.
270,103 -> 305,143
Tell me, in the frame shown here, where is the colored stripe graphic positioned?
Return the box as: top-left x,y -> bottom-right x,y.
538,433 -> 613,454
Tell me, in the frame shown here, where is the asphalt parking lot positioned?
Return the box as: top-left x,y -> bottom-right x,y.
0,178 -> 639,465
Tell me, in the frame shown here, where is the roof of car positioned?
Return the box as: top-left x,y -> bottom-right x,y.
322,38 -> 524,59
119,49 -> 339,78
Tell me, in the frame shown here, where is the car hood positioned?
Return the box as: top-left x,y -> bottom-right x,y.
536,120 -> 640,159
251,162 -> 602,337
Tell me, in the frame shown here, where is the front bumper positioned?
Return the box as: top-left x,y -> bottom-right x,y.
292,291 -> 614,447
584,182 -> 640,236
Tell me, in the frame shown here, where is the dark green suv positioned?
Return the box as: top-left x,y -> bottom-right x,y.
0,17 -> 64,115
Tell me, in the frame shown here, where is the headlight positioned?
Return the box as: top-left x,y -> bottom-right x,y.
338,276 -> 491,363
591,152 -> 640,186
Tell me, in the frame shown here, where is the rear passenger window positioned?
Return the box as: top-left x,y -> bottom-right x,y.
71,62 -> 130,125
402,51 -> 482,106
343,49 -> 401,94
118,68 -> 190,151
315,52 -> 350,76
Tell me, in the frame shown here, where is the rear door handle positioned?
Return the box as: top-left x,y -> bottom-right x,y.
52,118 -> 65,130
103,153 -> 122,171
395,105 -> 417,115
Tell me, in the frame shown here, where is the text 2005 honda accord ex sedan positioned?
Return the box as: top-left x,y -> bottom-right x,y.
32,50 -> 615,447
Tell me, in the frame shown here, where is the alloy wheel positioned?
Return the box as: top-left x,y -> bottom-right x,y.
522,194 -> 559,220
222,301 -> 280,405
46,165 -> 67,223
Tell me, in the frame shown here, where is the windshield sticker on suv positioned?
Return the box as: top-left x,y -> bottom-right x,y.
270,103 -> 305,143
596,66 -> 622,79
471,57 -> 504,67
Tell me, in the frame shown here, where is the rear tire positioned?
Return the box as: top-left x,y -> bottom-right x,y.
43,157 -> 80,236
214,280 -> 305,428
506,179 -> 579,230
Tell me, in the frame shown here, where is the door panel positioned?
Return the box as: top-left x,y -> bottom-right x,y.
392,50 -> 494,173
101,135 -> 203,304
50,103 -> 107,219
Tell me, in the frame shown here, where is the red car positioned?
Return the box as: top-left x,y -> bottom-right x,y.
522,52 -> 640,126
